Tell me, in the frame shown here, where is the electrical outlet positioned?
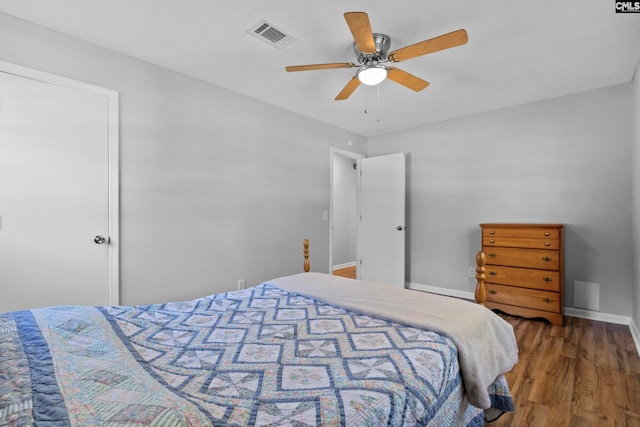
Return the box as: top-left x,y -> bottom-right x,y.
468,268 -> 475,278
238,279 -> 246,290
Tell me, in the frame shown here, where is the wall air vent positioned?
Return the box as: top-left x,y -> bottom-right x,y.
247,19 -> 297,49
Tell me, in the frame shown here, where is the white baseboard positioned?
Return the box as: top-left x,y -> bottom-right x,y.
562,307 -> 630,325
408,281 -> 640,357
629,320 -> 640,358
407,282 -> 475,301
332,262 -> 356,270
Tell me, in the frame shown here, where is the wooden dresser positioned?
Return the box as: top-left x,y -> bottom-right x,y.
480,223 -> 564,326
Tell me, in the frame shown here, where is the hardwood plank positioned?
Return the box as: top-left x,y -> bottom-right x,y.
571,356 -> 598,419
611,370 -> 632,412
520,402 -> 551,427
593,320 -> 612,371
332,265 -> 356,279
579,323 -> 596,361
624,372 -> 640,414
487,315 -> 640,427
618,408 -> 640,426
560,317 -> 583,359
529,357 -> 575,406
609,326 -> 630,373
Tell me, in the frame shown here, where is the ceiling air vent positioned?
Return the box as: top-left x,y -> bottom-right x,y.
247,19 -> 297,49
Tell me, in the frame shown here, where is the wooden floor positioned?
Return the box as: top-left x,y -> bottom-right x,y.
332,265 -> 356,279
489,313 -> 640,426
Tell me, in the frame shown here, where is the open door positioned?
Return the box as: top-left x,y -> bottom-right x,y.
357,153 -> 406,287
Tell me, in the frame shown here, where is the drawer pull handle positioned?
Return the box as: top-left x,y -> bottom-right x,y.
490,239 -> 495,243
490,230 -> 495,235
489,271 -> 497,276
489,289 -> 497,295
488,253 -> 497,258
542,277 -> 553,283
542,256 -> 553,262
544,232 -> 550,236
542,297 -> 554,304
544,242 -> 550,246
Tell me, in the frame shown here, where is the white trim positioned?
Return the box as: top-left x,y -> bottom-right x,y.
563,307 -> 631,325
331,147 -> 365,159
0,60 -> 120,306
407,282 -> 475,301
408,281 -> 640,356
107,89 -> 120,306
332,261 -> 357,271
329,147 -> 365,275
630,321 -> 640,358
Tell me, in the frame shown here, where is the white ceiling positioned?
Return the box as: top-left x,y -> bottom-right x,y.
1,0 -> 639,137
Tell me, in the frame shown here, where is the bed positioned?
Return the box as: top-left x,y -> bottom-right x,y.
0,242 -> 517,426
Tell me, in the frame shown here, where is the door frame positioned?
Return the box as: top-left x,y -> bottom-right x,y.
329,148 -> 365,275
0,60 -> 120,305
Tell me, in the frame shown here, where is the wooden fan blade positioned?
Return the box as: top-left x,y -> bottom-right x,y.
335,76 -> 361,100
388,29 -> 468,63
286,63 -> 355,72
344,12 -> 376,54
387,67 -> 430,92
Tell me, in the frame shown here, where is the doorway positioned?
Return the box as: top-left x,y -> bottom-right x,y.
330,149 -> 406,286
0,61 -> 119,312
330,148 -> 364,278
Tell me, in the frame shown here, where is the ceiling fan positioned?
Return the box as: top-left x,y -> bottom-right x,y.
285,12 -> 468,101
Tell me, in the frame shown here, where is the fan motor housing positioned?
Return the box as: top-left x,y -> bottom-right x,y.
353,33 -> 391,64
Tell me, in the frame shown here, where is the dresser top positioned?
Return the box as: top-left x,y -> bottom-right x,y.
480,223 -> 564,229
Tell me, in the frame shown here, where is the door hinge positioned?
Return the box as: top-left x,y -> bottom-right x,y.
359,259 -> 362,265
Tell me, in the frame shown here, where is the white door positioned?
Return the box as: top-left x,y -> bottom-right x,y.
0,66 -> 118,312
357,152 -> 406,287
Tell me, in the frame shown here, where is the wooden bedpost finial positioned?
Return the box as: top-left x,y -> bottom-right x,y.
475,251 -> 487,306
303,239 -> 310,272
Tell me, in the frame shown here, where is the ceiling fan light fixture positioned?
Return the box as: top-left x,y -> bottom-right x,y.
285,12 -> 468,100
357,64 -> 388,86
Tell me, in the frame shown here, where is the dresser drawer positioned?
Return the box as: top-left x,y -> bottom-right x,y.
482,226 -> 561,240
483,236 -> 560,250
485,265 -> 560,292
485,283 -> 560,313
483,246 -> 559,270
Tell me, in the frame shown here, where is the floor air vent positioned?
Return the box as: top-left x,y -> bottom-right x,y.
248,19 -> 297,49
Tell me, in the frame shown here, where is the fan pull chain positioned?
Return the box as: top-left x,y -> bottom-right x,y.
362,85 -> 382,121
377,83 -> 381,123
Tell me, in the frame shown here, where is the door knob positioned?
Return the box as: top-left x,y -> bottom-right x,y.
94,235 -> 109,244
397,226 -> 404,231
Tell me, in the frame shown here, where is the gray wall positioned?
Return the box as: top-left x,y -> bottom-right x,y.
1,12 -> 637,321
368,84 -> 634,317
633,59 -> 640,327
0,13 -> 366,305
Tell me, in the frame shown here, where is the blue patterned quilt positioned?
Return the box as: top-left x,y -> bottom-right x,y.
0,283 -> 514,426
